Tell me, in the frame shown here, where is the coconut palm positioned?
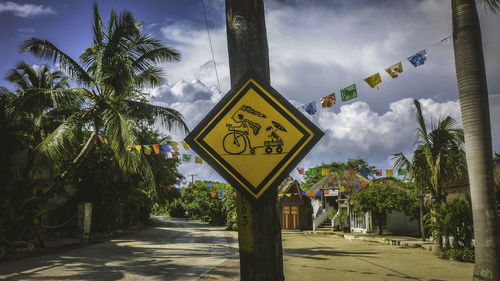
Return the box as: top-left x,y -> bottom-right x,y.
393,100 -> 466,203
393,100 -> 466,245
4,62 -> 79,142
20,2 -> 188,194
451,0 -> 499,279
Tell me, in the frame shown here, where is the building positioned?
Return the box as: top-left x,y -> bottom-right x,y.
277,177 -> 313,230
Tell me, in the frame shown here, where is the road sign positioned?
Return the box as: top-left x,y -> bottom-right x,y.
184,72 -> 324,200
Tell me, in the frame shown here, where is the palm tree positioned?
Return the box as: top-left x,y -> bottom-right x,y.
20,2 -> 188,195
4,62 -> 78,143
393,99 -> 467,245
451,0 -> 499,279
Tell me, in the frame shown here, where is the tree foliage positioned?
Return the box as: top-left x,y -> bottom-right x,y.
301,158 -> 375,191
349,180 -> 418,235
392,100 -> 466,203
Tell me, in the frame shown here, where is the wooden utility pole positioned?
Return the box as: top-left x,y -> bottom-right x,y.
225,1 -> 284,280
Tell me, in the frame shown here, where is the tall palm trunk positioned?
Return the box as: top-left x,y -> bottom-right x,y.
452,0 -> 500,279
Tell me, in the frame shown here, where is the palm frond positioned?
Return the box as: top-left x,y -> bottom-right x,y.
21,38 -> 93,86
102,107 -> 135,173
392,152 -> 411,173
414,99 -> 430,146
132,46 -> 181,72
92,1 -> 104,46
125,100 -> 189,133
477,0 -> 500,12
16,88 -> 87,114
31,112 -> 85,178
134,66 -> 164,88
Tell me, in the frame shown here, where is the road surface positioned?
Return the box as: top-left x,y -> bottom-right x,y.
0,217 -> 239,281
0,218 -> 475,281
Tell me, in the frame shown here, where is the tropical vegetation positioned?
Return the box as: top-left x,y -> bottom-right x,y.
301,158 -> 375,191
349,179 -> 418,235
1,2 -> 187,254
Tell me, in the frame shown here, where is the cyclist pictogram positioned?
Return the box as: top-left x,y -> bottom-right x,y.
223,105 -> 287,155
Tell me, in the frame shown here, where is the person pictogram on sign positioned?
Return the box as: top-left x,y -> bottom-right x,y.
223,105 -> 265,155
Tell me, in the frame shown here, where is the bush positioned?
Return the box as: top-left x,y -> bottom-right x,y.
168,199 -> 186,218
440,248 -> 475,263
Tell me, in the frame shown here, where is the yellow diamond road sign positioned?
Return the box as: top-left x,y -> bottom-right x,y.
185,73 -> 324,200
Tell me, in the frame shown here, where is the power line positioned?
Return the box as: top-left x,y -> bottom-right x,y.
201,0 -> 221,94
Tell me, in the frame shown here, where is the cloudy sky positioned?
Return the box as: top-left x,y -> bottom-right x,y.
1,0 -> 499,183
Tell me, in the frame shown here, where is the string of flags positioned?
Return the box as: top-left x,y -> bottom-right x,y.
97,136 -> 204,164
278,179 -> 389,198
295,167 -> 407,178
297,36 -> 449,115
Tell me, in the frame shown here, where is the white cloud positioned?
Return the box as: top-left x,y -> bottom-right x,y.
0,1 -> 55,17
153,0 -> 500,181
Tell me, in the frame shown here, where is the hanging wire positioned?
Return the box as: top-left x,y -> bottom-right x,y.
201,0 -> 222,94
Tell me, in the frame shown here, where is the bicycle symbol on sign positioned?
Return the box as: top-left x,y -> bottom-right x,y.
222,105 -> 287,155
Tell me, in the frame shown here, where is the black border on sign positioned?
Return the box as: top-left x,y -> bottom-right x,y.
184,71 -> 324,201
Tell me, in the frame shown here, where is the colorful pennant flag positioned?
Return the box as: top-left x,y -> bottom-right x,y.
308,192 -> 314,197
407,50 -> 427,67
302,101 -> 317,115
143,145 -> 152,155
340,84 -> 357,102
195,156 -> 203,164
286,194 -> 291,197
369,181 -> 374,187
170,142 -> 178,151
220,193 -> 224,198
385,62 -> 403,78
98,135 -> 105,143
296,167 -> 305,175
181,141 -> 189,151
348,170 -> 356,176
364,73 -> 382,90
316,191 -> 321,196
152,144 -> 160,154
228,193 -> 234,197
385,169 -> 394,177
182,154 -> 191,162
207,182 -> 212,187
214,182 -> 219,187
398,168 -> 407,176
160,144 -> 171,153
126,145 -> 132,151
373,169 -> 382,177
165,185 -> 171,190
361,183 -> 367,188
176,180 -> 181,185
278,194 -> 284,197
171,152 -> 179,161
336,168 -> 344,176
302,192 -> 307,196
321,168 -> 330,176
210,192 -> 216,198
340,187 -> 346,193
320,93 -> 336,108
135,145 -> 142,153
360,169 -> 369,177
355,185 -> 360,190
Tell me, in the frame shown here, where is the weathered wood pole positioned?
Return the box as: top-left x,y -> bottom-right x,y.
226,1 -> 284,280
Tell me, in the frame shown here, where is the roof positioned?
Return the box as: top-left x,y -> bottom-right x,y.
278,176 -> 302,194
309,172 -> 369,193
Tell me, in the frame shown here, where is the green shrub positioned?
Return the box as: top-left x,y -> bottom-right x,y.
168,199 -> 186,218
440,248 -> 475,263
